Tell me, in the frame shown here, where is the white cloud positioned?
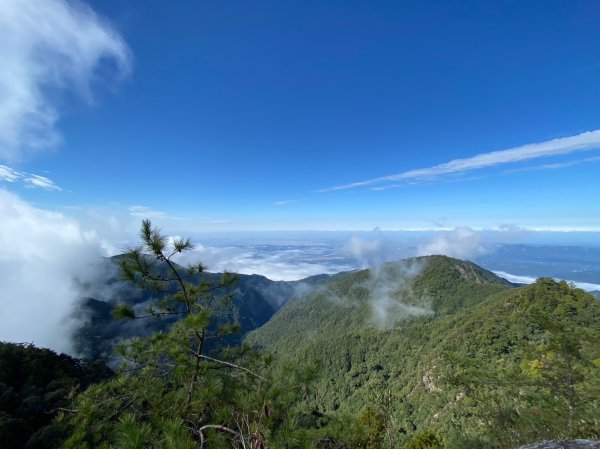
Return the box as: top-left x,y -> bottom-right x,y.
0,165 -> 21,182
0,0 -> 131,162
503,155 -> 600,174
321,129 -> 600,192
366,259 -> 432,328
273,199 -> 296,206
0,188 -> 110,353
129,205 -> 168,219
523,227 -> 600,232
0,164 -> 61,191
337,233 -> 405,267
417,227 -> 487,260
493,271 -> 600,292
23,174 -> 61,191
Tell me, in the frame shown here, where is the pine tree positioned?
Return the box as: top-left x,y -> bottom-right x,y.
60,220 -> 272,448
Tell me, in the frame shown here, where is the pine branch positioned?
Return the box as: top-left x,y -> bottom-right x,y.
91,364 -> 178,430
132,311 -> 185,319
195,353 -> 266,381
196,424 -> 242,449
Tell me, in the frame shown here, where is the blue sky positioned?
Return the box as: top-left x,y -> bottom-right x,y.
2,0 -> 600,231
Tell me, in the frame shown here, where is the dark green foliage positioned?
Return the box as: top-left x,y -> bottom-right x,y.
112,302 -> 136,319
411,255 -> 512,314
403,431 -> 441,449
356,406 -> 386,449
247,258 -> 600,448
0,342 -> 111,449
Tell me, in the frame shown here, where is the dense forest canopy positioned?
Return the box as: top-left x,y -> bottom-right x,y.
0,342 -> 111,449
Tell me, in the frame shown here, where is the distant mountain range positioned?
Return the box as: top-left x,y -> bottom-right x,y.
474,244 -> 600,286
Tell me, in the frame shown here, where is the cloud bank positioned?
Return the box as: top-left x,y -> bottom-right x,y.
173,242 -> 355,281
0,0 -> 131,161
493,271 -> 600,293
0,189 -> 110,353
321,129 -> 600,192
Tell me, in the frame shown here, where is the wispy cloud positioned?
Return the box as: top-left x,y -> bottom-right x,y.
128,205 -> 168,218
320,129 -> 600,192
417,227 -> 487,260
0,164 -> 61,191
503,155 -> 600,174
128,205 -> 190,222
0,165 -> 21,182
23,174 -> 62,191
273,199 -> 296,206
0,0 -> 131,162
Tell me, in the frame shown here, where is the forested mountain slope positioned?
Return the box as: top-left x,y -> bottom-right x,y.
248,256 -> 512,352
246,256 -> 600,448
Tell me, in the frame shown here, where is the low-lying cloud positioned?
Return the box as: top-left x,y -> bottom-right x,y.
173,241 -> 355,281
493,270 -> 600,293
0,189 -> 110,353
336,232 -> 406,267
366,259 -> 432,329
317,233 -> 432,328
417,227 -> 487,260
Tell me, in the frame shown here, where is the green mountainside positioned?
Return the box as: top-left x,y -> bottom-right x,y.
73,256 -> 320,361
248,256 -> 512,352
246,256 -> 600,448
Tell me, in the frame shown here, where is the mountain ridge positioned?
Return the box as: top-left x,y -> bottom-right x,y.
242,257 -> 600,447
